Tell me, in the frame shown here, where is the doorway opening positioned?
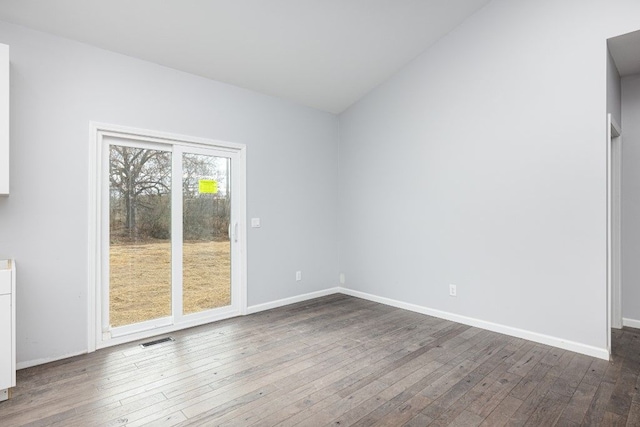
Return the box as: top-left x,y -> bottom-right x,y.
607,28 -> 640,358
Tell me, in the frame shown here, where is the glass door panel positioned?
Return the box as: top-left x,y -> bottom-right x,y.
97,128 -> 244,349
182,153 -> 231,315
108,145 -> 172,328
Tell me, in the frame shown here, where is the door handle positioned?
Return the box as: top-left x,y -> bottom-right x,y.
234,222 -> 239,243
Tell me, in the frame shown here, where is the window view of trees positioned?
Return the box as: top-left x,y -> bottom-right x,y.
182,153 -> 230,241
108,145 -> 231,327
109,146 -> 171,241
109,147 -> 231,242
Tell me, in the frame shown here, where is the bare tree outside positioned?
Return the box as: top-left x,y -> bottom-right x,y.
182,154 -> 231,241
109,146 -> 171,241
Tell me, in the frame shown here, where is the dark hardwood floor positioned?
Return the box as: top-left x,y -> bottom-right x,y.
1,294 -> 639,426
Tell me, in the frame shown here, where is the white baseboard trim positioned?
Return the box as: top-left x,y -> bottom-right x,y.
19,288 -> 340,370
19,285 -> 610,370
339,287 -> 609,361
17,350 -> 87,370
246,287 -> 342,314
623,318 -> 640,329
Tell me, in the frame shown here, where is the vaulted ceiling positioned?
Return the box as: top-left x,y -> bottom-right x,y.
0,0 -> 491,113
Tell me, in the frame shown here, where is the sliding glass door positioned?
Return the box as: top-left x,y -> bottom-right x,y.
108,144 -> 173,330
96,131 -> 244,347
181,151 -> 232,316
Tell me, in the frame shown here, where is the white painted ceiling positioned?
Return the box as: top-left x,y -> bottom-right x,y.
0,0 -> 490,113
609,29 -> 640,77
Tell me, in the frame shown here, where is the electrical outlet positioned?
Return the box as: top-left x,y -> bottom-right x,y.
449,284 -> 457,297
339,273 -> 345,285
296,271 -> 302,281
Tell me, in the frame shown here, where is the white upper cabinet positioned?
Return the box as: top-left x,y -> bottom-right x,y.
0,43 -> 8,196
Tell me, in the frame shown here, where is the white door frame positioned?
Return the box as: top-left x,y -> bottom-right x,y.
607,113 -> 622,355
88,122 -> 247,352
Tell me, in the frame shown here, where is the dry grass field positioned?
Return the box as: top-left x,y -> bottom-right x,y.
109,240 -> 231,327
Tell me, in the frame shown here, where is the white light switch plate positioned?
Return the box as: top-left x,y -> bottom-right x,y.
251,218 -> 261,228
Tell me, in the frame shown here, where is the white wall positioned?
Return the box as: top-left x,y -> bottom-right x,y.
0,22 -> 340,366
622,73 -> 640,323
339,0 -> 640,356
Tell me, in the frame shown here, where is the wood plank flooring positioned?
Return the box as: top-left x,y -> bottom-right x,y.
1,294 -> 639,426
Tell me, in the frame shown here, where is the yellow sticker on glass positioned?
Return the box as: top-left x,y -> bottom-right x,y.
198,179 -> 218,194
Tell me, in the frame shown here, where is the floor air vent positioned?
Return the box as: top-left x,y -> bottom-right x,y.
140,337 -> 174,348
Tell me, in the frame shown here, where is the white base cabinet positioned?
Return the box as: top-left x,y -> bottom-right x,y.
0,260 -> 15,402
